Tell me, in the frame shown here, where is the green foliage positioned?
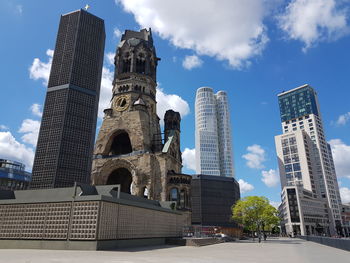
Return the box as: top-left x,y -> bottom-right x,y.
232,196 -> 280,233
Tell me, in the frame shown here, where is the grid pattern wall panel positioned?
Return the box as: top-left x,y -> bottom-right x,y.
31,89 -> 69,189
43,202 -> 71,239
48,12 -> 79,87
70,11 -> 105,92
97,202 -> 119,240
0,204 -> 26,239
55,88 -> 96,187
69,201 -> 99,240
116,205 -> 180,239
15,203 -> 47,239
0,202 -> 72,240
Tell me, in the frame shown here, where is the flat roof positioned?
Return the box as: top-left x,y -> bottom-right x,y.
0,184 -> 180,214
277,84 -> 310,97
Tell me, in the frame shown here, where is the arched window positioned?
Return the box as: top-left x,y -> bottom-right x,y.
136,58 -> 146,74
170,188 -> 179,202
107,168 -> 132,194
109,132 -> 132,155
122,58 -> 131,73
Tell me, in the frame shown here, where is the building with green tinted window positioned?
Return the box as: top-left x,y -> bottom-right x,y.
275,84 -> 343,237
278,85 -> 319,122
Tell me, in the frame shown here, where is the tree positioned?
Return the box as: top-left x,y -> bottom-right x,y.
232,196 -> 280,242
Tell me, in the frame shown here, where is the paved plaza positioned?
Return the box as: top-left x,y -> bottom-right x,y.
0,238 -> 348,263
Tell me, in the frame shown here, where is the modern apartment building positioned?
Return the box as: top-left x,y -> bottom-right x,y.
275,84 -> 342,236
195,87 -> 234,177
31,9 -> 105,189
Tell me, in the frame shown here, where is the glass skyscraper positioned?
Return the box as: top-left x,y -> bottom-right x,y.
31,9 -> 105,189
195,87 -> 234,177
275,84 -> 342,236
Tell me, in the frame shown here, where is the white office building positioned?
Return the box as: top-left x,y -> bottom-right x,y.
275,84 -> 342,236
195,87 -> 234,177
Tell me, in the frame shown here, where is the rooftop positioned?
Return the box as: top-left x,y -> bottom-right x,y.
278,84 -> 312,97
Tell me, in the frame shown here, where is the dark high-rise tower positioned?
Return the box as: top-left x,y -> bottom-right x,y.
31,9 -> 105,189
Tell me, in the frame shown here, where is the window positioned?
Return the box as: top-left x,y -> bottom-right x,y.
295,172 -> 302,179
284,156 -> 291,164
282,139 -> 289,147
286,173 -> 293,179
291,154 -> 299,162
283,147 -> 290,155
289,137 -> 296,145
285,164 -> 293,173
293,163 -> 301,171
290,146 -> 297,154
170,188 -> 179,202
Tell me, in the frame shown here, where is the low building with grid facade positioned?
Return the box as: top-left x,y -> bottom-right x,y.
0,184 -> 190,250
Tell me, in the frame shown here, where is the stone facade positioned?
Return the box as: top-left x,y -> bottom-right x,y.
91,29 -> 190,207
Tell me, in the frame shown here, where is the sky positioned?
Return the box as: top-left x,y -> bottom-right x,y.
1,0 -> 350,207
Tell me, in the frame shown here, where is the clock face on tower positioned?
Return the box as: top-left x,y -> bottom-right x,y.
115,95 -> 129,111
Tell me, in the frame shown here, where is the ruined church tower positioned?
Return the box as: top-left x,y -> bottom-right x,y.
91,29 -> 189,205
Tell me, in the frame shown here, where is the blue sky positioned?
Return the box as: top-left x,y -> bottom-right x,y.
1,0 -> 350,206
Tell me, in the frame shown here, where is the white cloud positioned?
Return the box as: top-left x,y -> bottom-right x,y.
340,187 -> 350,204
106,52 -> 115,66
242,144 -> 266,169
270,201 -> 281,209
238,179 -> 255,194
336,112 -> 350,126
29,49 -> 53,85
182,55 -> 203,70
261,169 -> 279,187
18,119 -> 40,147
98,67 -> 114,119
182,148 -> 196,172
0,125 -> 9,130
329,139 -> 350,178
278,0 -> 349,51
0,131 -> 35,171
114,27 -> 122,38
156,87 -> 190,124
116,0 -> 270,68
30,103 -> 42,118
